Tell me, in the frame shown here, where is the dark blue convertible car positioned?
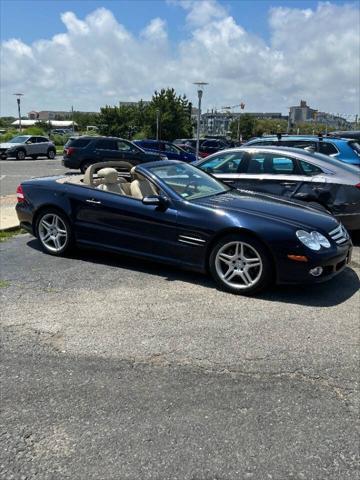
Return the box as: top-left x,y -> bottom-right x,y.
16,161 -> 352,295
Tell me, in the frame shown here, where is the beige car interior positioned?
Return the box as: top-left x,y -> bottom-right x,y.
96,166 -> 158,199
57,161 -> 159,200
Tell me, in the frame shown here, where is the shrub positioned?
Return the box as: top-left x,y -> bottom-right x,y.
24,126 -> 47,136
0,129 -> 19,142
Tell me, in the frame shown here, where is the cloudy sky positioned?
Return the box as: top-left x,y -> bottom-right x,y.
1,0 -> 359,117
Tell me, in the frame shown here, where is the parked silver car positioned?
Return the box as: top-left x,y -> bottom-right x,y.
195,146 -> 360,231
0,135 -> 56,160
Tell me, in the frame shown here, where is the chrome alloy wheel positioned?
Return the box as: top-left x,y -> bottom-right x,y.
215,241 -> 263,289
39,213 -> 68,253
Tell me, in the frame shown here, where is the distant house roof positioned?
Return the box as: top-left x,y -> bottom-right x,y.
11,120 -> 39,127
11,120 -> 78,127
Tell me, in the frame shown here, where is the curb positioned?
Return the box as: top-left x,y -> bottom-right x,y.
0,194 -> 20,232
0,224 -> 20,233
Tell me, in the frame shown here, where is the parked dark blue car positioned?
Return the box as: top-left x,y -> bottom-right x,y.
16,160 -> 352,295
244,135 -> 360,167
133,140 -> 197,163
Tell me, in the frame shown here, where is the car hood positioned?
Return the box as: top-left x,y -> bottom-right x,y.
194,189 -> 339,232
0,143 -> 18,149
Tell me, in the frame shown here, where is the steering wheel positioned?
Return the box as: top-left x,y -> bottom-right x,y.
183,179 -> 199,195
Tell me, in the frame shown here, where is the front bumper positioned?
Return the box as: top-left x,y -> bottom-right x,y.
276,242 -> 353,284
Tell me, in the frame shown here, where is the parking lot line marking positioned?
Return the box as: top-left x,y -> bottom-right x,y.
0,175 -> 5,181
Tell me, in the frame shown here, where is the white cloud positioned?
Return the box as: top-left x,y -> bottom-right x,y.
174,0 -> 228,27
1,2 -> 359,117
141,18 -> 167,41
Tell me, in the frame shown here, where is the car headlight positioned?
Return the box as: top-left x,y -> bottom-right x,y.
296,230 -> 331,251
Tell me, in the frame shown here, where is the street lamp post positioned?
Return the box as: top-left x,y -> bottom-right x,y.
193,82 -> 208,159
238,102 -> 245,143
13,93 -> 24,132
156,108 -> 160,141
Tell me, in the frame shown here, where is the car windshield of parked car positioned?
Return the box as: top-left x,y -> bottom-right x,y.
9,136 -> 29,144
165,143 -> 181,154
148,163 -> 230,200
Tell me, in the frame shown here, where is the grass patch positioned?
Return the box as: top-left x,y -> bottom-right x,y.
0,280 -> 10,288
0,227 -> 25,242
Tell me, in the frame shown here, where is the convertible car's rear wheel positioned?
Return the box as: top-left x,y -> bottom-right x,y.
36,210 -> 73,256
209,233 -> 273,295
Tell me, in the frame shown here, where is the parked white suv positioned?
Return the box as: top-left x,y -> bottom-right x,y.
0,135 -> 56,160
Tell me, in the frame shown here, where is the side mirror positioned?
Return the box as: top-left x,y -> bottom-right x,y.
293,192 -> 317,202
142,195 -> 169,208
26,140 -> 32,144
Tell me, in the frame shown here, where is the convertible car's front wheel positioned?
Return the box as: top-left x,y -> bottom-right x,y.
209,233 -> 273,295
36,209 -> 73,256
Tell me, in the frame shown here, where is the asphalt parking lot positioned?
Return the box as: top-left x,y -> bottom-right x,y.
1,158 -> 359,479
0,157 -> 67,196
1,231 -> 359,479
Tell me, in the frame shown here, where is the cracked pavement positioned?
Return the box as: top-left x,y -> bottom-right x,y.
1,234 -> 359,479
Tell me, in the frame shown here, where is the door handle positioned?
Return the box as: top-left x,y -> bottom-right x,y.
86,199 -> 101,204
280,182 -> 297,187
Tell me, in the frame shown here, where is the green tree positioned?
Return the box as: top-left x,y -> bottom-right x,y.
294,122 -> 329,135
253,119 -> 288,137
144,88 -> 192,140
0,117 -> 15,128
229,114 -> 256,140
73,111 -> 100,131
97,89 -> 192,140
97,104 -> 139,138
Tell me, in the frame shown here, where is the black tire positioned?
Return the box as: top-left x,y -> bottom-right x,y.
47,148 -> 56,159
16,149 -> 26,160
31,155 -> 38,160
209,233 -> 274,295
80,160 -> 94,174
35,209 -> 73,256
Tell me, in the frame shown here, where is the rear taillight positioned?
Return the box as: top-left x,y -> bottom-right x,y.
65,147 -> 75,156
355,183 -> 360,189
16,184 -> 25,202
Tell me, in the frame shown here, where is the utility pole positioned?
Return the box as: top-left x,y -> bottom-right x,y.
13,93 -> 24,132
193,82 -> 208,158
222,102 -> 245,142
71,106 -> 75,134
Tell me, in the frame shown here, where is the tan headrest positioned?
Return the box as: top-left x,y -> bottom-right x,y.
97,168 -> 118,184
130,166 -> 143,180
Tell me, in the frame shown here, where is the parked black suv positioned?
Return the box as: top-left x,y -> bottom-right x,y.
62,136 -> 166,172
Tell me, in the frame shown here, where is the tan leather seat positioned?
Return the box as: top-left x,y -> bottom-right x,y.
130,167 -> 158,199
97,168 -> 126,194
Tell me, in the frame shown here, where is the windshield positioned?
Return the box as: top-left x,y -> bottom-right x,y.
148,163 -> 230,200
9,136 -> 29,144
